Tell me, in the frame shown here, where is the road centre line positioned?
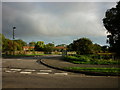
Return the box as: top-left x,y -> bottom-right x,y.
37,72 -> 49,74
54,73 -> 68,75
20,72 -> 32,74
5,71 -> 12,73
24,69 -> 36,72
40,70 -> 52,72
10,69 -> 21,71
17,59 -> 22,60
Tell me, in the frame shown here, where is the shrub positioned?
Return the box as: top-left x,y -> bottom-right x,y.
78,55 -> 91,62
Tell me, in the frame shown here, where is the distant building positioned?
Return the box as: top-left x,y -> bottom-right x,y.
23,46 -> 35,51
54,46 -> 67,52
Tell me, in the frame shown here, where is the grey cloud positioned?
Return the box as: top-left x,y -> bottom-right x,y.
2,2 -> 117,45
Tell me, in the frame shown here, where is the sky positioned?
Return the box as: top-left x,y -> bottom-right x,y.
2,2 -> 117,45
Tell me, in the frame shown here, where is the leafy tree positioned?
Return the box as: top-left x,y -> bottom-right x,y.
44,43 -> 55,53
34,41 -> 45,51
0,33 -> 4,51
67,43 -> 74,51
92,43 -> 102,53
103,1 -> 120,55
14,39 -> 27,50
29,41 -> 36,46
3,39 -> 13,51
72,38 -> 93,55
1,34 -> 27,52
101,45 -> 109,53
14,39 -> 27,46
1,34 -> 12,52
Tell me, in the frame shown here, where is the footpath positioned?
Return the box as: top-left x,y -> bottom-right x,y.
38,57 -> 119,76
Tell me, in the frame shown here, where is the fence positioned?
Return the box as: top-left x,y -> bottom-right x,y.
3,51 -> 77,56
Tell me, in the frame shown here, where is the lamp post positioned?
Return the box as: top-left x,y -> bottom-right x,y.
13,27 -> 16,55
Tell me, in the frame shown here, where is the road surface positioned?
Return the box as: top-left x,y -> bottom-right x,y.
2,55 -> 119,88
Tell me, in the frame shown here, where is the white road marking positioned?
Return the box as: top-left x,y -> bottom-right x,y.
12,71 -> 17,72
37,73 -> 49,74
10,69 -> 21,71
85,76 -> 108,77
40,70 -> 52,72
54,73 -> 68,75
24,69 -> 36,72
5,71 -> 12,73
17,59 -> 22,60
20,72 -> 32,74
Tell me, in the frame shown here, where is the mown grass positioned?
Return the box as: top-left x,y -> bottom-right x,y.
63,55 -> 119,65
64,67 -> 120,75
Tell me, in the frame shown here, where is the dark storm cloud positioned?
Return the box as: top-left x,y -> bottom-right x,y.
2,2 -> 117,45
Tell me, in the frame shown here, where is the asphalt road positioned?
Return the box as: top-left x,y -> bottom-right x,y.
2,55 -> 119,88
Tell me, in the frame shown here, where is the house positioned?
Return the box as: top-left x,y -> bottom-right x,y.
23,46 -> 35,51
54,46 -> 67,52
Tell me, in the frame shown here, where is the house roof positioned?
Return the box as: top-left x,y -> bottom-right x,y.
54,46 -> 66,49
23,46 -> 35,49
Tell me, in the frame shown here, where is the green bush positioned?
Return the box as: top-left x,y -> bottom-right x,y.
64,55 -> 91,62
78,55 -> 91,62
64,56 -> 79,61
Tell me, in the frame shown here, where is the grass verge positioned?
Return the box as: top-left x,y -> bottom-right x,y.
64,67 -> 120,75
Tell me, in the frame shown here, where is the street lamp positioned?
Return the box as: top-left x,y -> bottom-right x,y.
13,27 -> 16,55
13,27 -> 16,39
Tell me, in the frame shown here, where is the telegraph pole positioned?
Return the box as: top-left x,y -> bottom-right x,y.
13,27 -> 16,55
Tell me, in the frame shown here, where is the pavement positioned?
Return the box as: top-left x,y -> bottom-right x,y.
39,56 -> 119,76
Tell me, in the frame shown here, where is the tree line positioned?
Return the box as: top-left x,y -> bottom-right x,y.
1,33 -> 64,53
1,33 -> 109,54
103,1 -> 120,56
67,38 -> 109,55
1,33 -> 27,52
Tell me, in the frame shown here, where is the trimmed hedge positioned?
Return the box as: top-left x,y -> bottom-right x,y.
63,55 -> 119,65
64,67 -> 120,75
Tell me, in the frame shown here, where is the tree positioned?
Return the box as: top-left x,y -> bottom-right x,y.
103,1 -> 120,55
34,41 -> 45,51
14,39 -> 27,50
1,34 -> 27,52
67,43 -> 74,51
14,39 -> 27,46
72,38 -> 93,55
0,33 -> 4,51
101,45 -> 109,53
44,43 -> 55,53
92,43 -> 102,53
2,38 -> 13,51
1,34 -> 13,52
29,41 -> 36,46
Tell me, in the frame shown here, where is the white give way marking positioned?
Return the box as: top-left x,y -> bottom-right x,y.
3,68 -> 68,75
